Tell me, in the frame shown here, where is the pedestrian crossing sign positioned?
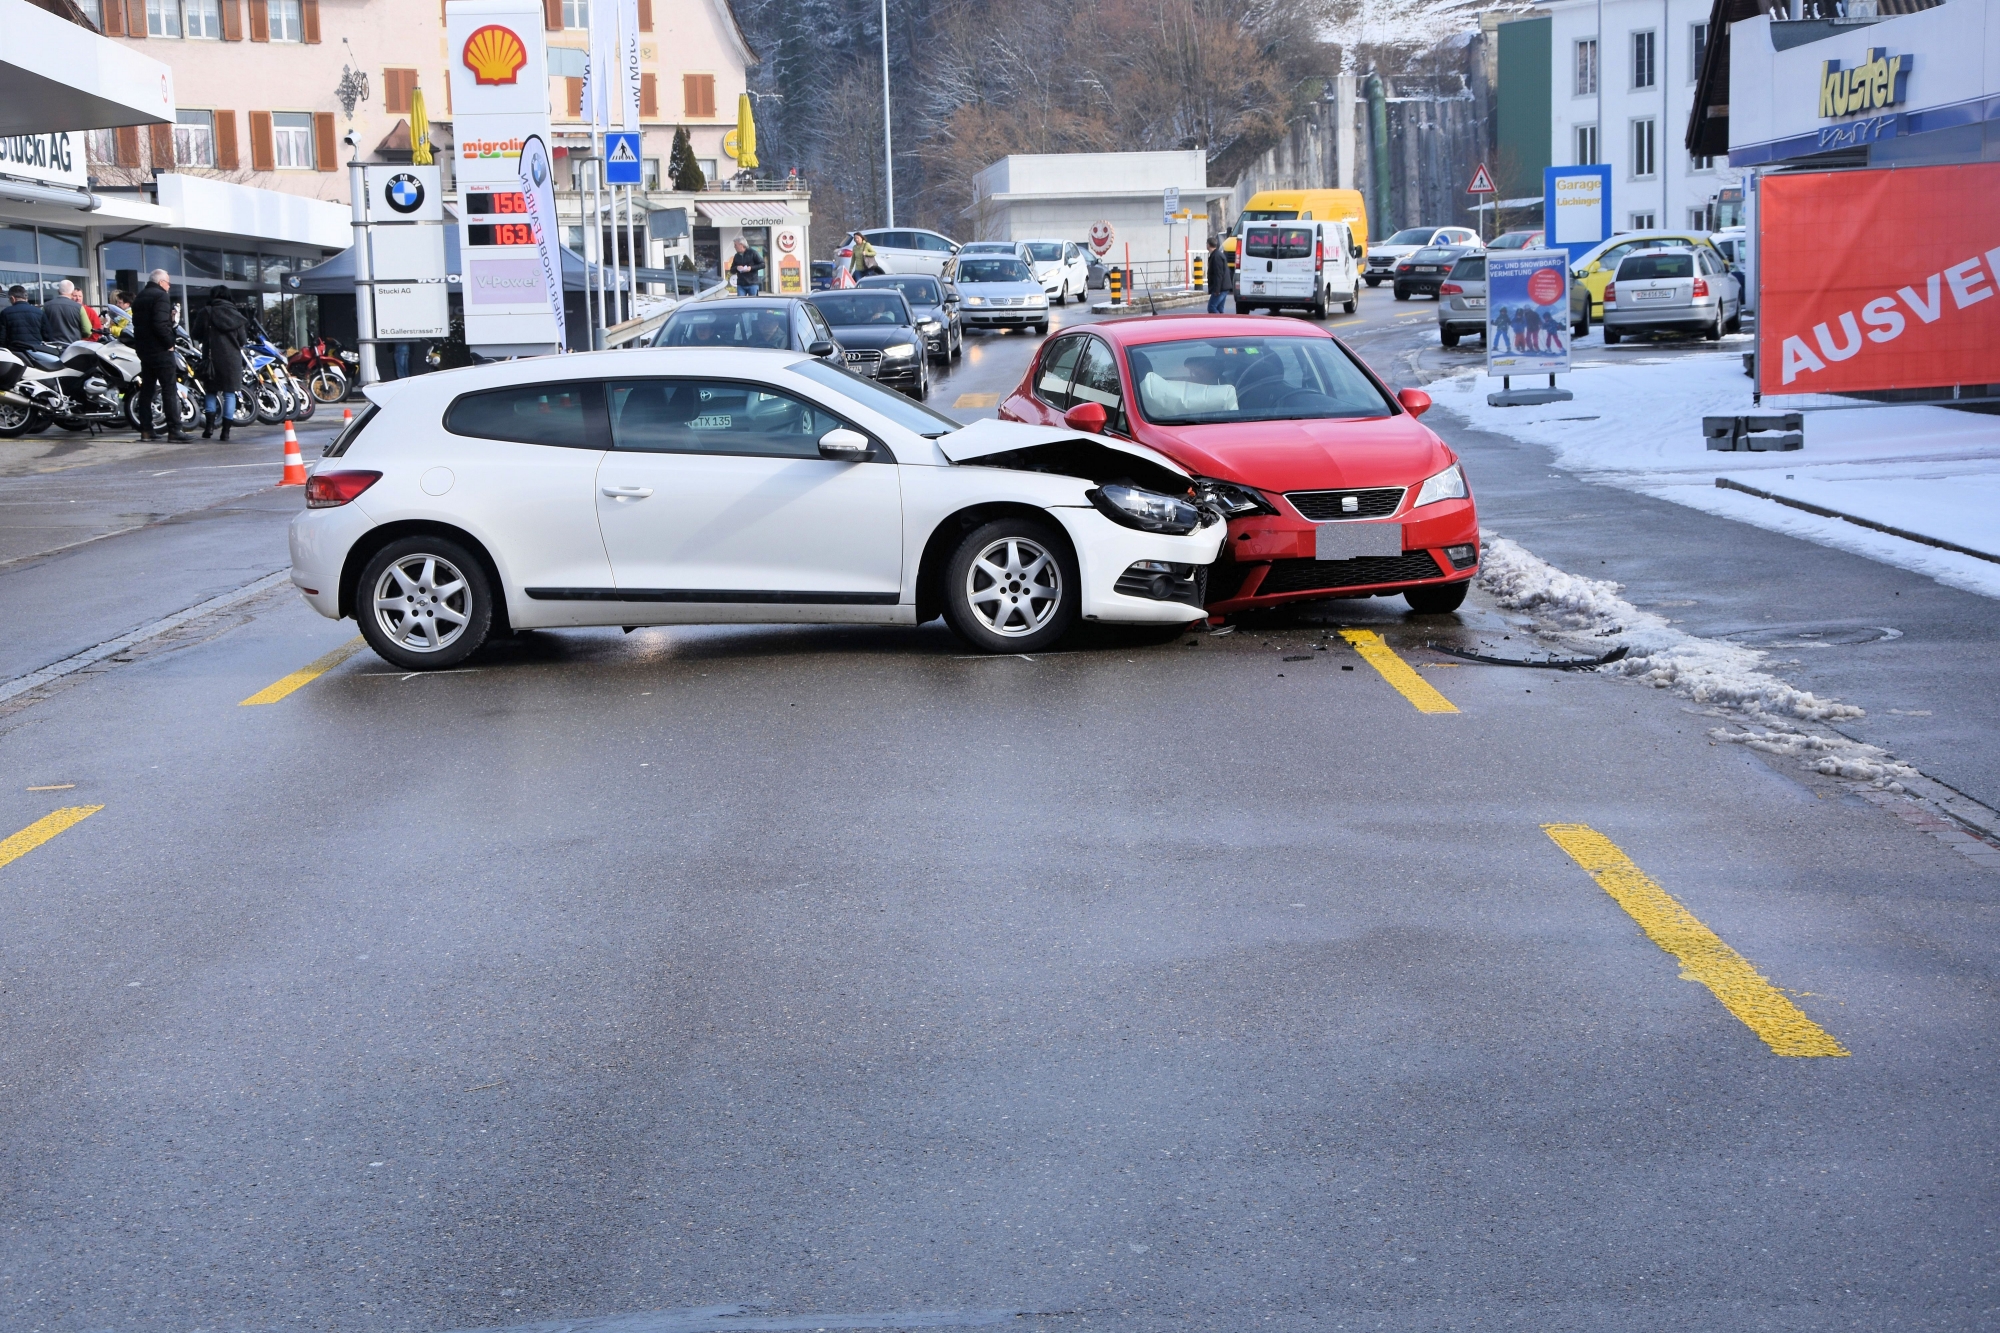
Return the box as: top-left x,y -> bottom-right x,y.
606,132 -> 642,185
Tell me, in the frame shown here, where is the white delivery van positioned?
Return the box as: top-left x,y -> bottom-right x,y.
1235,220 -> 1360,318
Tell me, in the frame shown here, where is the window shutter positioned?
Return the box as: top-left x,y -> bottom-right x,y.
313,112 -> 337,170
384,69 -> 413,114
248,0 -> 268,40
543,0 -> 561,29
220,0 -> 241,38
302,0 -> 319,42
684,74 -> 714,118
248,111 -> 274,170
101,0 -> 124,35
637,0 -> 651,30
114,125 -> 141,166
640,72 -> 657,118
215,111 -> 239,169
565,77 -> 582,119
123,0 -> 144,36
148,123 -> 174,169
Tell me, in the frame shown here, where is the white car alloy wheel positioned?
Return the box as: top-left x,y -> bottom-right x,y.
374,552 -> 473,653
966,535 -> 1061,637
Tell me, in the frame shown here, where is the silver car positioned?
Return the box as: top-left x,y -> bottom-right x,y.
1438,253 -> 1592,347
1603,247 -> 1740,343
950,254 -> 1050,334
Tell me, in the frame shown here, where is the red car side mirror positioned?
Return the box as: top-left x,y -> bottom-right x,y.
1397,387 -> 1432,418
1063,401 -> 1108,432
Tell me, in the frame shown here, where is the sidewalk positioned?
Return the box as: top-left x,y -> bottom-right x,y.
1427,354 -> 2000,599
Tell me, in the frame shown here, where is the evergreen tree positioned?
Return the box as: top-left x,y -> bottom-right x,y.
669,126 -> 707,192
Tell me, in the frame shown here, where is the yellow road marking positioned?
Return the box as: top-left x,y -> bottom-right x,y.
953,393 -> 1000,408
240,637 -> 365,706
26,784 -> 76,791
1542,823 -> 1848,1058
1338,629 -> 1458,714
0,806 -> 104,871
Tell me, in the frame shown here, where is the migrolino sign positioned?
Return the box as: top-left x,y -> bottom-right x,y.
1819,48 -> 1910,120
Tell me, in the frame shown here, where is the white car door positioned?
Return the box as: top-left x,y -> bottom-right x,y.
1063,242 -> 1088,295
593,376 -> 903,612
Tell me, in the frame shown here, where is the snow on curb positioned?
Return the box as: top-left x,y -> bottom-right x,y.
1477,531 -> 1915,788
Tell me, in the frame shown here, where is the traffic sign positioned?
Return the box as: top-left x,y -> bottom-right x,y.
1467,162 -> 1496,195
1163,186 -> 1180,224
605,131 -> 642,185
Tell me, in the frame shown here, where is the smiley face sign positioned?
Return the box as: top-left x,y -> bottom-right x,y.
1088,221 -> 1116,257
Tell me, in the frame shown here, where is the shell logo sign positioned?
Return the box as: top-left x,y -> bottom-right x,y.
463,25 -> 528,86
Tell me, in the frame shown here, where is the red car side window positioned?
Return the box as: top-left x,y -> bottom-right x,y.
1036,335 -> 1086,412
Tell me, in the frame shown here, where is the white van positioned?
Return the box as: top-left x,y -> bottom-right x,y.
1235,220 -> 1361,318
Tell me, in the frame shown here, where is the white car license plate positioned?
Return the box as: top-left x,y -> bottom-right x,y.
1316,522 -> 1403,561
1465,296 -> 1486,308
1636,288 -> 1675,301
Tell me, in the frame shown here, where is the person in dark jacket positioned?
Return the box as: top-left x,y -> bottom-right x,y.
1,285 -> 44,361
190,285 -> 248,440
41,280 -> 86,345
132,269 -> 188,441
1206,235 -> 1230,313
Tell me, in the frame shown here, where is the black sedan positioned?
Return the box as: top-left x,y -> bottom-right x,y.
1393,246 -> 1476,301
803,290 -> 932,399
856,272 -> 963,363
650,296 -> 845,365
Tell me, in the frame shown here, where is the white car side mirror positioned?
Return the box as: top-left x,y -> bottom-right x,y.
818,427 -> 871,460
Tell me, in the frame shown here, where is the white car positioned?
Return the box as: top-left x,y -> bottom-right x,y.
290,350 -> 1226,668
1234,220 -> 1361,318
850,227 -> 960,277
1017,239 -> 1090,304
1362,225 -> 1483,288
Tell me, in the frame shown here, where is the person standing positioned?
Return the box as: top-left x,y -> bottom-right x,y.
1206,234 -> 1229,314
132,269 -> 188,441
190,285 -> 247,440
41,280 -> 86,345
728,238 -> 765,296
2,285 -> 48,363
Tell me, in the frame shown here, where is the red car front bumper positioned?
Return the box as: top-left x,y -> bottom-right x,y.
1205,496 -> 1479,614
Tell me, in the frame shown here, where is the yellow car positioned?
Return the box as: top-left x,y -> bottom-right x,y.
1570,231 -> 1730,319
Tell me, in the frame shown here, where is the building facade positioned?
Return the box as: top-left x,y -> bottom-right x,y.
966,152 -> 1224,280
1499,0 -> 1744,234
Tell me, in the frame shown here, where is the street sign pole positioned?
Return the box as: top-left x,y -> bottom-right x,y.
1467,162 -> 1496,242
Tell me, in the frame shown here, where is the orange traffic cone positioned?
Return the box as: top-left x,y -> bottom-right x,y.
341,407 -> 352,424
280,421 -> 307,486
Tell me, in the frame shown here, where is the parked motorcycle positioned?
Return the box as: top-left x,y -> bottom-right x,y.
242,324 -> 313,423
0,335 -> 191,438
288,334 -> 351,404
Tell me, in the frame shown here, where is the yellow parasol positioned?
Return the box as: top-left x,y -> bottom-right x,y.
409,86 -> 432,166
734,92 -> 757,170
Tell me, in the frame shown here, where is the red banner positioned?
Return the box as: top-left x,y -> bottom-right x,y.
1759,162 -> 2000,396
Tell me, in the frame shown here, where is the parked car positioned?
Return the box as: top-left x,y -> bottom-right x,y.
1602,246 -> 1740,343
651,297 -> 843,366
1018,239 -> 1091,305
1569,229 -> 1730,318
950,255 -> 1051,335
810,260 -> 836,291
1234,220 -> 1361,319
856,272 -> 963,362
1085,253 -> 1109,290
290,350 -> 1226,667
1364,225 -> 1482,287
1393,245 -> 1475,300
804,289 -> 933,398
1436,252 -> 1591,346
1710,227 -> 1747,303
846,228 -> 960,277
999,315 -> 1478,615
1487,229 -> 1544,250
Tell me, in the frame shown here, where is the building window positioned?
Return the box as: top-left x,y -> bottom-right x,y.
683,73 -> 716,118
563,0 -> 588,28
1574,124 -> 1598,166
146,0 -> 181,37
697,158 -> 717,182
1631,118 -> 1656,178
1630,212 -> 1656,230
77,0 -> 102,26
1689,207 -> 1712,231
1689,153 -> 1714,172
86,128 -> 118,165
1632,30 -> 1656,90
643,157 -> 661,190
272,112 -> 315,168
1690,23 -> 1708,79
268,0 -> 302,41
174,110 -> 216,166
1575,39 -> 1597,97
184,0 -> 221,38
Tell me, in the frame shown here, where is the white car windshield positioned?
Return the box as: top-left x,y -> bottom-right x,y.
1383,228 -> 1437,246
1024,243 -> 1062,262
1126,336 -> 1392,426
790,358 -> 961,437
956,258 -> 1033,284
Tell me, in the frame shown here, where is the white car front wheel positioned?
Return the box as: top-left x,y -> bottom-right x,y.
943,519 -> 1077,653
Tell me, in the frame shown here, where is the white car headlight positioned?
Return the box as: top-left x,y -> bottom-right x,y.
1029,295 -> 1049,307
1412,463 -> 1468,508
1089,483 -> 1206,535
882,342 -> 917,359
964,295 -> 987,306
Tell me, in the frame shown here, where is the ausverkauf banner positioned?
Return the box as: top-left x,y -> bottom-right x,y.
1760,162 -> 2000,396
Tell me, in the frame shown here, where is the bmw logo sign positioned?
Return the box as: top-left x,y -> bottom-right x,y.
385,172 -> 425,214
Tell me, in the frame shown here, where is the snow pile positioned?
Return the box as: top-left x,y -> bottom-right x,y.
1322,0 -> 1519,47
1478,533 -> 1910,789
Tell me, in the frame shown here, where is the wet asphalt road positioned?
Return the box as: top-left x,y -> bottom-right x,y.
0,293 -> 1996,1333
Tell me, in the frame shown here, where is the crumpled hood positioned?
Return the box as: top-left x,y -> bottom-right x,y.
1134,414 -> 1452,493
939,418 -> 1192,479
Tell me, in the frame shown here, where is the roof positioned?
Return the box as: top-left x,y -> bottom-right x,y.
1086,314 -> 1335,347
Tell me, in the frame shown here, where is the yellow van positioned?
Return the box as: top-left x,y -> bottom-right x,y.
1223,189 -> 1370,270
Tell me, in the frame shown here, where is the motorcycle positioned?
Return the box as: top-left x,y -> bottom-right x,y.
243,324 -> 313,423
0,335 -> 190,438
288,334 -> 351,405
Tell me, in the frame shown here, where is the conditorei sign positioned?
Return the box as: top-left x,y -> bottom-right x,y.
1758,161 -> 2000,396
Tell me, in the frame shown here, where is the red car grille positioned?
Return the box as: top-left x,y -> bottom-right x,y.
1286,487 -> 1406,521
1256,551 -> 1444,595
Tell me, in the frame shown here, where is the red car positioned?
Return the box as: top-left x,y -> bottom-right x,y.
999,315 -> 1478,615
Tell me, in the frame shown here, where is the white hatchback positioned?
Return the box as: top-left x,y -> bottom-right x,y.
291,350 -> 1227,668
1017,239 -> 1091,304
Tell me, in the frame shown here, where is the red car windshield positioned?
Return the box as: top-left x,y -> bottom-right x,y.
1125,336 -> 1393,426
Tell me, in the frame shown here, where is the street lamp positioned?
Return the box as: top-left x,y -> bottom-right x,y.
881,0 -> 894,227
